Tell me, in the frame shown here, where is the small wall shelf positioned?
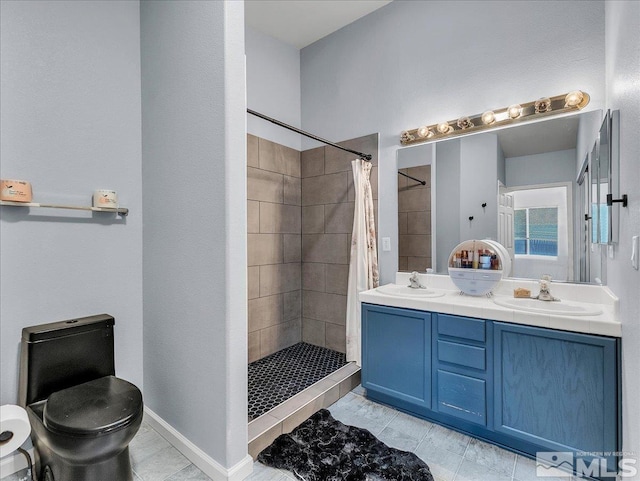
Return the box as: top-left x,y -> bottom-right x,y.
0,200 -> 128,216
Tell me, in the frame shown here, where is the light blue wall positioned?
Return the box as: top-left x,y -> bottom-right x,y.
605,0 -> 640,467
300,0 -> 606,283
141,0 -> 248,467
505,149 -> 576,187
0,0 -> 143,405
246,27 -> 302,151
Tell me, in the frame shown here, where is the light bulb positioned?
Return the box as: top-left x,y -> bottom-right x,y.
481,110 -> 496,125
417,126 -> 433,138
437,122 -> 451,134
457,116 -> 473,129
507,104 -> 522,119
535,97 -> 551,113
565,90 -> 584,107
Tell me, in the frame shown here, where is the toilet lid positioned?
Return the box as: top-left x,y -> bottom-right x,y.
44,375 -> 143,436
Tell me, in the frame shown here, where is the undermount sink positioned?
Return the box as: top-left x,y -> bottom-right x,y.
376,284 -> 445,298
492,297 -> 603,316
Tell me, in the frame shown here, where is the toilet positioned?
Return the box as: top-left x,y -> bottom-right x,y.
19,314 -> 143,481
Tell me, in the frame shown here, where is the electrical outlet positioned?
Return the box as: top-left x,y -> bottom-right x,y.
382,237 -> 391,252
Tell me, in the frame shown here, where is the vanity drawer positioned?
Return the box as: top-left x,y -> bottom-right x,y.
437,340 -> 486,370
438,315 -> 485,342
437,370 -> 486,426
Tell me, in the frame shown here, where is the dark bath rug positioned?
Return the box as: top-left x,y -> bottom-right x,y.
257,409 -> 434,481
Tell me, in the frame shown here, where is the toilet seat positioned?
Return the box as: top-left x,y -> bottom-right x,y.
43,375 -> 143,436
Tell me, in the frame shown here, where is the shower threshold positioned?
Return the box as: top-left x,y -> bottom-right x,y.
247,343 -> 360,458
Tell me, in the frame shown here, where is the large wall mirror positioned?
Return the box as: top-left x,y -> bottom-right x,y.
396,110 -> 611,284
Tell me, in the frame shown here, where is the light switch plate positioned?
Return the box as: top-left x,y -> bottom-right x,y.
632,236 -> 639,270
382,237 -> 391,252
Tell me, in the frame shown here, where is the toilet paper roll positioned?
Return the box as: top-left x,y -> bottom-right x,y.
0,405 -> 31,458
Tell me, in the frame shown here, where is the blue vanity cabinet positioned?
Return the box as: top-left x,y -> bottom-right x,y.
434,314 -> 492,427
494,322 -> 620,470
361,304 -> 431,413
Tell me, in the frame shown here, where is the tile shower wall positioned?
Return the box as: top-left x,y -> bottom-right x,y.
248,134 -> 302,362
301,134 -> 378,353
398,165 -> 432,272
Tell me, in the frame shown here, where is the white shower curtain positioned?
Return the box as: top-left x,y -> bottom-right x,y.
346,159 -> 379,366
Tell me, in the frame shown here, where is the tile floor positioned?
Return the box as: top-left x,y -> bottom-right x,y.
3,386 -> 589,481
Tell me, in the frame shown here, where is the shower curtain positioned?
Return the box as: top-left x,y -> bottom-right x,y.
346,159 -> 379,366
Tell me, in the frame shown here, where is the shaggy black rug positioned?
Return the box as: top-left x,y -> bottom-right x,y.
258,409 -> 434,481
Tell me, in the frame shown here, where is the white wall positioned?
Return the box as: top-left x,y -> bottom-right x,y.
246,27 -> 301,151
300,0 -> 605,283
0,0 -> 143,404
605,1 -> 640,475
141,0 -> 248,470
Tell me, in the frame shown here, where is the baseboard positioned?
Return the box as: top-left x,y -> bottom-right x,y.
143,408 -> 253,481
0,448 -> 34,479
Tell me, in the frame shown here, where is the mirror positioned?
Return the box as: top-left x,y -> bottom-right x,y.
397,110 -> 604,283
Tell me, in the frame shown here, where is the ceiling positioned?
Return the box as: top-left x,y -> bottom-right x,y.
245,0 -> 393,49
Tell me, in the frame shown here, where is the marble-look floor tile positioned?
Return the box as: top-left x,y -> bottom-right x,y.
130,422 -> 172,466
419,423 -> 471,456
414,443 -> 464,481
329,395 -> 397,435
165,463 -> 212,480
377,424 -> 423,452
132,445 -> 191,481
454,459 -> 512,481
464,437 -> 516,477
513,454 -> 567,481
244,461 -> 288,481
350,384 -> 366,396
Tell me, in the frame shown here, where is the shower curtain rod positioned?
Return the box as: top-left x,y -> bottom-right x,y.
398,171 -> 426,186
247,108 -> 373,161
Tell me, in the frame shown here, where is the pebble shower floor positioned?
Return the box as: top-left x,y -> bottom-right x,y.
248,342 -> 347,420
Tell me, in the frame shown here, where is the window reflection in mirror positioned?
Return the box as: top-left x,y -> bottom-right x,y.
396,110 -> 605,284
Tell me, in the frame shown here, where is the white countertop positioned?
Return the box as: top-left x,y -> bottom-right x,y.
358,273 -> 621,337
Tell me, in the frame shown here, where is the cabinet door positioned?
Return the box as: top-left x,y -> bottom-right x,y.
494,323 -> 619,457
362,304 -> 431,410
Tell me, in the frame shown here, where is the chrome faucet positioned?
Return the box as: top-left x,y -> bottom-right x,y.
535,275 -> 559,301
408,271 -> 426,289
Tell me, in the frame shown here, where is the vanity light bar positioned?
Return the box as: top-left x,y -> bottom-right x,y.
400,90 -> 590,145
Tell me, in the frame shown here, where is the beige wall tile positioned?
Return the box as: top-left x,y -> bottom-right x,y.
407,256 -> 432,271
261,319 -> 301,357
399,256 -> 408,271
259,138 -> 300,177
247,134 -> 259,168
281,385 -> 340,434
325,134 -> 379,174
303,290 -> 347,325
302,317 -> 326,347
325,202 -> 354,234
248,294 -> 283,332
283,234 -> 301,263
407,210 -> 431,235
284,175 -> 301,206
248,265 -> 260,300
302,234 -> 349,264
283,290 -> 302,321
248,167 -> 283,203
248,233 -> 283,266
326,322 -> 346,353
325,264 -> 349,295
248,421 -> 282,458
398,168 -> 409,189
399,212 -> 408,235
399,234 -> 431,258
398,186 -> 430,213
302,263 -> 325,291
407,165 -> 431,186
370,166 -> 378,200
301,146 -> 324,178
302,205 -> 324,234
302,172 -> 349,205
248,331 -> 260,363
259,203 -> 301,234
248,200 -> 260,234
260,263 -> 301,297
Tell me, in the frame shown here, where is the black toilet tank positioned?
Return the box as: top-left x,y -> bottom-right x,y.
19,314 -> 117,407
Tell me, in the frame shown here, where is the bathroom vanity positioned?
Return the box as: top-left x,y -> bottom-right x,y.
360,273 -> 622,480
